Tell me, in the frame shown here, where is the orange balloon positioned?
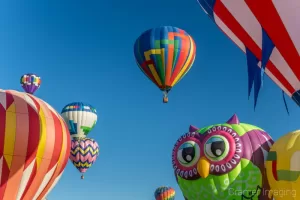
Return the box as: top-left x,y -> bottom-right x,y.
0,89 -> 70,200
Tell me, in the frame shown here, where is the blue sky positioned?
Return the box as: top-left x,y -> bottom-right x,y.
0,0 -> 299,199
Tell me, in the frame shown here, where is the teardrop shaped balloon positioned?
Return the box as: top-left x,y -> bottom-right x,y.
134,26 -> 196,103
61,102 -> 97,139
154,186 -> 175,200
69,137 -> 99,179
0,89 -> 70,199
20,73 -> 41,94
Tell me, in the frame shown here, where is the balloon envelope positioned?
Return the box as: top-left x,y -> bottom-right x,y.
266,130 -> 300,200
0,89 -> 70,199
69,137 -> 99,174
134,26 -> 196,93
61,102 -> 97,139
172,114 -> 273,199
154,186 -> 175,200
197,0 -> 300,107
20,73 -> 41,94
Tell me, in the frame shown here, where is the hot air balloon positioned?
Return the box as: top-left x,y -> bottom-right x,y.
154,186 -> 175,200
197,0 -> 300,108
172,114 -> 273,199
266,130 -> 300,200
61,102 -> 97,139
20,73 -> 41,94
134,26 -> 196,103
0,89 -> 70,199
69,137 -> 99,179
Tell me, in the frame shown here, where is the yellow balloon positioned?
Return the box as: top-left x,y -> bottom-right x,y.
266,130 -> 300,200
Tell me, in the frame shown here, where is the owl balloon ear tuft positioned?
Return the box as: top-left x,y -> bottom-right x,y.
189,125 -> 199,132
226,114 -> 240,125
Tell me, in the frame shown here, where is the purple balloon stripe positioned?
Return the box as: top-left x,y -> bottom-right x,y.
241,130 -> 273,200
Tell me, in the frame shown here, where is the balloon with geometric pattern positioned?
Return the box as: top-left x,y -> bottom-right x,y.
0,89 -> 70,199
134,26 -> 196,103
61,102 -> 97,139
69,137 -> 99,179
172,114 -> 274,200
20,73 -> 41,94
154,186 -> 175,200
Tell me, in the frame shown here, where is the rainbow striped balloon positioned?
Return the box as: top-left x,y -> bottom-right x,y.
69,138 -> 99,177
154,186 -> 175,200
134,26 -> 196,102
0,89 -> 70,199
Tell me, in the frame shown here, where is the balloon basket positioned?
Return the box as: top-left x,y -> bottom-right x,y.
163,97 -> 168,103
81,175 -> 84,179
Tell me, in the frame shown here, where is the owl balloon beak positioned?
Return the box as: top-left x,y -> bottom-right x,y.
197,157 -> 210,178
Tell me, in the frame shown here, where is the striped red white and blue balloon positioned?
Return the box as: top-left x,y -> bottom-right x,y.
197,0 -> 300,109
69,137 -> 99,179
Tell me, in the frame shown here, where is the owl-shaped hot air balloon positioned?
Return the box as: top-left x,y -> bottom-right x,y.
69,137 -> 99,179
154,186 -> 175,200
61,102 -> 97,139
20,73 -> 41,94
172,114 -> 273,200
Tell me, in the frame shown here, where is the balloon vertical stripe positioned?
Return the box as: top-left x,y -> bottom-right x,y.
0,95 -> 6,199
38,116 -> 70,199
58,119 -> 70,174
3,92 -> 20,200
23,99 -> 53,199
171,35 -> 196,86
36,104 -> 47,168
48,108 -> 63,170
26,96 -> 40,168
0,89 -> 70,200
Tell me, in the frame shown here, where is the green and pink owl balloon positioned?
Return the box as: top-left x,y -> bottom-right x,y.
172,114 -> 274,200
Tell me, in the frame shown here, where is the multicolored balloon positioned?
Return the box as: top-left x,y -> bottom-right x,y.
197,1 -> 300,108
0,89 -> 70,199
134,26 -> 196,103
20,73 -> 41,94
61,102 -> 97,139
172,114 -> 273,200
154,186 -> 175,200
69,137 -> 99,179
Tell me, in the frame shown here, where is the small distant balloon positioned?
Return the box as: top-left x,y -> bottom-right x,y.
69,137 -> 99,179
154,186 -> 175,200
20,73 -> 41,94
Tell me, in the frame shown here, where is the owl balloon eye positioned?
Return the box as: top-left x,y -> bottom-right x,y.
204,136 -> 229,161
177,141 -> 200,167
